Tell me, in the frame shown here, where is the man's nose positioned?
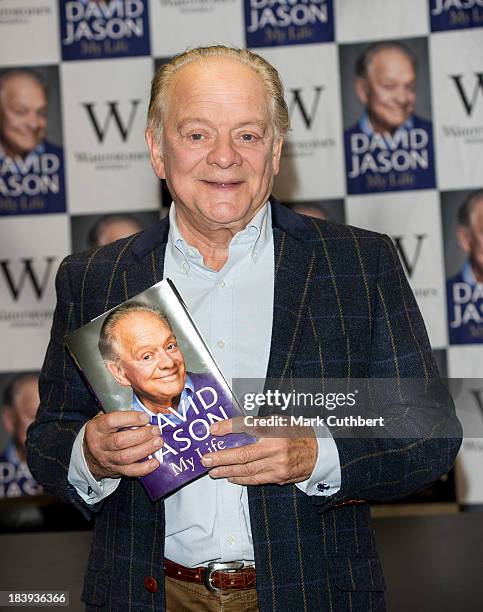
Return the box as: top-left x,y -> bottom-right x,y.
155,349 -> 175,369
206,134 -> 242,168
26,113 -> 41,130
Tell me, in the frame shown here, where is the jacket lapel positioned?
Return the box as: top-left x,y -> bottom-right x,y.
121,214 -> 171,300
261,201 -> 317,413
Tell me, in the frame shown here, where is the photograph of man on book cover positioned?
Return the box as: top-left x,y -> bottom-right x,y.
98,300 -> 220,419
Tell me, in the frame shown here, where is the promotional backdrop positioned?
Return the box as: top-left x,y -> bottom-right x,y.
0,0 -> 482,506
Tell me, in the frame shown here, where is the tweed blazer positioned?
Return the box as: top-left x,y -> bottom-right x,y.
27,200 -> 462,612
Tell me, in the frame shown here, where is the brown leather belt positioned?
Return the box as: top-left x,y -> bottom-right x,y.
164,558 -> 256,593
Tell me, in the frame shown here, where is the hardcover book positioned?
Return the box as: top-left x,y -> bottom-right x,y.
65,279 -> 254,501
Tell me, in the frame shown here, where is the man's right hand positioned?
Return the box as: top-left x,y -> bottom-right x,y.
83,411 -> 162,481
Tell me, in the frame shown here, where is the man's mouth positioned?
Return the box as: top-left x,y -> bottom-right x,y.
202,180 -> 242,190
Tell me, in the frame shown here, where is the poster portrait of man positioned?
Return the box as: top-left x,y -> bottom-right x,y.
0,372 -> 43,499
340,38 -> 436,194
0,66 -> 66,216
70,210 -> 162,252
443,189 -> 483,344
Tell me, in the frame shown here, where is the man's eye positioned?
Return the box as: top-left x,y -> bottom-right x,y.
141,353 -> 154,361
166,342 -> 178,351
189,133 -> 204,141
241,133 -> 257,142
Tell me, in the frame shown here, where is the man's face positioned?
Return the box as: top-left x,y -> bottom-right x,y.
2,377 -> 39,460
458,198 -> 483,282
0,75 -> 48,157
146,58 -> 283,234
107,312 -> 186,412
356,48 -> 416,133
96,218 -> 143,247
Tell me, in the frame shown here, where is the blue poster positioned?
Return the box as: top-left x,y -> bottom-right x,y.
60,0 -> 151,61
244,0 -> 334,48
344,115 -> 436,194
447,264 -> 483,344
429,0 -> 483,32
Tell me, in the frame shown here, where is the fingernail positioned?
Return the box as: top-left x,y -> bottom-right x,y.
151,426 -> 160,435
202,456 -> 213,466
153,437 -> 163,448
210,423 -> 219,434
139,413 -> 149,424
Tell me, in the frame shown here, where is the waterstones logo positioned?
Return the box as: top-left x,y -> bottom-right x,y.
392,234 -> 427,279
450,73 -> 483,116
430,0 -> 483,31
0,257 -> 57,301
244,0 -> 334,48
61,0 -> 150,60
82,99 -> 142,143
288,86 -> 324,129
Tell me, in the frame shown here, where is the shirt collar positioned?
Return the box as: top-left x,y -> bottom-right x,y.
167,201 -> 271,273
359,111 -> 414,138
0,142 -> 45,161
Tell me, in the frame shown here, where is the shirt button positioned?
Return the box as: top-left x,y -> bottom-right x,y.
218,279 -> 226,288
187,248 -> 195,257
226,535 -> 235,545
252,250 -> 258,261
217,340 -> 225,349
182,261 -> 189,272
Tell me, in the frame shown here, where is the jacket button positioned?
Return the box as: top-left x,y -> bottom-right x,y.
144,576 -> 158,593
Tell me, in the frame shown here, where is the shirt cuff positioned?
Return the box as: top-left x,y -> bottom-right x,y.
68,423 -> 121,505
295,423 -> 341,496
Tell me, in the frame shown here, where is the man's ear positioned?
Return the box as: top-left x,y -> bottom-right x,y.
105,361 -> 132,389
145,129 -> 166,179
272,136 -> 284,176
456,225 -> 471,255
355,77 -> 369,105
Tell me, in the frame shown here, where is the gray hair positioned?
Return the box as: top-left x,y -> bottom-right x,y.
98,301 -> 173,362
146,45 -> 290,143
356,41 -> 418,80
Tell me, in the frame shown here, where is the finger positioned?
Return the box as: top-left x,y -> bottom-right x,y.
120,457 -> 160,478
208,458 -> 271,480
107,425 -> 160,451
209,418 -> 233,436
95,410 -> 150,433
201,441 -> 267,468
110,435 -> 163,466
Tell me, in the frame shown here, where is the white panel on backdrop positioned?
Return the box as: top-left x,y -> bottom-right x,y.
0,1 -> 60,65
448,346 -> 483,505
61,57 -> 159,214
430,29 -> 483,190
260,44 -> 344,201
0,215 -> 70,371
346,190 -> 447,348
148,0 -> 244,56
335,0 -> 429,43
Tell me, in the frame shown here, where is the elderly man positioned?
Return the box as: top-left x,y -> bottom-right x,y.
0,68 -> 65,213
344,41 -> 436,194
447,190 -> 483,343
27,46 -> 461,611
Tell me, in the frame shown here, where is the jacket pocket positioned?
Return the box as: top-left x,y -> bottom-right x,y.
329,556 -> 386,592
82,568 -> 110,606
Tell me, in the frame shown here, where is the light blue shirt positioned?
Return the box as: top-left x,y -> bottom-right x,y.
68,202 -> 341,567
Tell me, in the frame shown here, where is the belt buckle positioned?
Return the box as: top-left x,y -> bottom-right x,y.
203,561 -> 244,593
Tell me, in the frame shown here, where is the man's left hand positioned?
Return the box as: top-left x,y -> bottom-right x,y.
201,418 -> 318,485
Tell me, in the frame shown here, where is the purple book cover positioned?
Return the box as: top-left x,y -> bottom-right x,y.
65,279 -> 254,501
